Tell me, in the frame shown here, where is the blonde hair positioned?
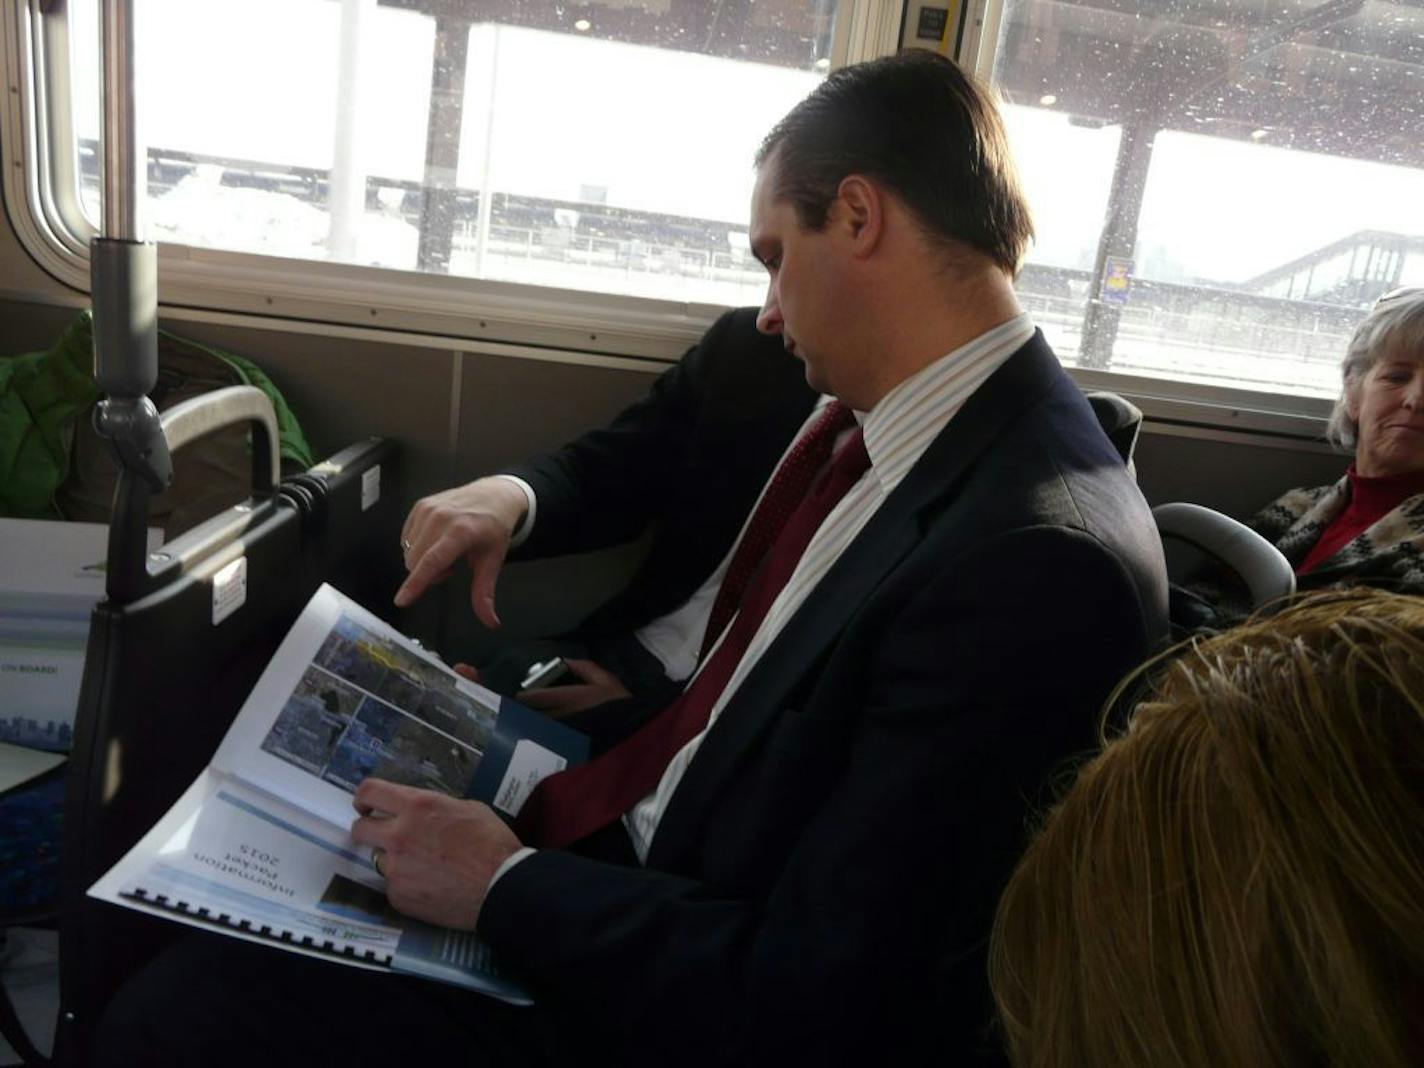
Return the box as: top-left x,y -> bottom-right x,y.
1327,286 -> 1424,449
990,588 -> 1424,1068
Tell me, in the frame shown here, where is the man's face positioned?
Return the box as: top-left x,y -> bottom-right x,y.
749,162 -> 847,398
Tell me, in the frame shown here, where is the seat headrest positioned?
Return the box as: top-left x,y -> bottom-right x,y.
1085,391 -> 1143,472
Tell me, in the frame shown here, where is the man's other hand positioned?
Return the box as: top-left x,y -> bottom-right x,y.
350,779 -> 522,931
394,477 -> 528,626
516,658 -> 632,718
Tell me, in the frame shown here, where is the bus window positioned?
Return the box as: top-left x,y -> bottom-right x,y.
64,0 -> 848,307
987,0 -> 1424,399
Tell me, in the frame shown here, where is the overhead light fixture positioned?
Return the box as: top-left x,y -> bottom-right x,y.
574,18 -> 591,31
1039,93 -> 1057,106
814,57 -> 830,71
1250,128 -> 1268,140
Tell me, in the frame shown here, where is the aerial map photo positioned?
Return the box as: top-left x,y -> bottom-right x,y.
260,613 -> 499,798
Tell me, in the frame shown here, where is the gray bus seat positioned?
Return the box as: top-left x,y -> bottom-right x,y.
1153,501 -> 1296,614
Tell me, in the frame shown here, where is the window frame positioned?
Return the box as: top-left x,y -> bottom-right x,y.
3,0 -> 913,356
0,0 -> 1341,434
4,0 -> 89,282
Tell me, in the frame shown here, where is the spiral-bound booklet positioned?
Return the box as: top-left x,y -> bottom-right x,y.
88,583 -> 589,1004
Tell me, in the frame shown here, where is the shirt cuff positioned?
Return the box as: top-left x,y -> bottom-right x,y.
488,846 -> 536,891
493,475 -> 537,548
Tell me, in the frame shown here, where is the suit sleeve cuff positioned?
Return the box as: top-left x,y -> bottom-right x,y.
488,846 -> 537,891
493,475 -> 537,547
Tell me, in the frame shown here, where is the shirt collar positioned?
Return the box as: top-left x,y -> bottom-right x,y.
850,313 -> 1034,495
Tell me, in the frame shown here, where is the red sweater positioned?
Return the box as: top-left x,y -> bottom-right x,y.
1297,465 -> 1424,575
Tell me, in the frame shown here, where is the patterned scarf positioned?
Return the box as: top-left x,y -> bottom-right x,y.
1172,475 -> 1424,634
1251,476 -> 1424,595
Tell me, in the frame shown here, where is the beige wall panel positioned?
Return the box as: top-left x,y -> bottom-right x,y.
168,320 -> 457,493
0,223 -> 69,300
1135,428 -> 1347,520
445,349 -> 664,659
455,351 -> 661,475
0,297 -> 82,351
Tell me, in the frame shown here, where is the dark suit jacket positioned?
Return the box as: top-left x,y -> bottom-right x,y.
488,308 -> 1169,1066
505,307 -> 817,638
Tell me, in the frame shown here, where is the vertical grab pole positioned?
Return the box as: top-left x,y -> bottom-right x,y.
91,0 -> 171,603
100,0 -> 142,242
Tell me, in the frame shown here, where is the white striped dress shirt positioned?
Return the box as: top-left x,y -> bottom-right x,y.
623,314 -> 1035,860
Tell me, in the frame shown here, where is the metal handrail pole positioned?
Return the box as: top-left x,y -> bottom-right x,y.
100,0 -> 142,241
92,0 -> 169,602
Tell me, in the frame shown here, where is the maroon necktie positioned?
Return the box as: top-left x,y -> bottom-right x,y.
700,401 -> 858,660
516,420 -> 871,849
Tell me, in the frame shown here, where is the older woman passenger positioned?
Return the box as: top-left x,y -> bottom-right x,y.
989,588 -> 1424,1068
1175,286 -> 1424,629
1258,285 -> 1424,587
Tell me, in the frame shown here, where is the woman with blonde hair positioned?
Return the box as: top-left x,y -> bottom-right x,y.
990,588 -> 1424,1067
1179,287 -> 1424,630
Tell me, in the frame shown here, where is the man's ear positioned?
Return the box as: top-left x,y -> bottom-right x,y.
834,175 -> 884,258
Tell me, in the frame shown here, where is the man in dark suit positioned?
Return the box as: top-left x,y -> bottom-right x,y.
98,51 -> 1166,1066
372,48 -> 1168,1064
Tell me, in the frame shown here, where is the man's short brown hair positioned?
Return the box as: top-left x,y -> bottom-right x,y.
756,50 -> 1034,276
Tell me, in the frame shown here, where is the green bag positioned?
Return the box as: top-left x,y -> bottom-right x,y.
2,310 -> 315,537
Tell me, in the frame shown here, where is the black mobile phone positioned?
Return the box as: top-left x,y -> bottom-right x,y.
520,656 -> 573,690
